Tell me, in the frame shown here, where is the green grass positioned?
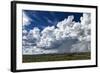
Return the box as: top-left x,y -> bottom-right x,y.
23,52 -> 91,63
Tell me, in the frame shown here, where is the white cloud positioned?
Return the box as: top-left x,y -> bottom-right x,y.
57,15 -> 74,31
22,13 -> 91,55
22,29 -> 28,35
24,27 -> 41,46
23,46 -> 58,55
23,12 -> 32,26
37,26 -> 56,48
30,27 -> 41,41
80,13 -> 91,25
70,41 -> 90,53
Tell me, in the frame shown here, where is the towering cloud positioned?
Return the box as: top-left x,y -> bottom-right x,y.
22,13 -> 91,55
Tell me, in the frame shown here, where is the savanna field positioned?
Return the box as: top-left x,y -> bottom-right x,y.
23,52 -> 90,63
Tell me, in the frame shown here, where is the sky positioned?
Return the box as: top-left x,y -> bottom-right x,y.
23,10 -> 83,31
22,10 -> 91,55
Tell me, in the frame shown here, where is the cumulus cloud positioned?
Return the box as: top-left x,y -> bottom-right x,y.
22,13 -> 91,54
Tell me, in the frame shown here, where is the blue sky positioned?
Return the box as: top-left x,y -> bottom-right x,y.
22,10 -> 91,54
23,10 -> 83,31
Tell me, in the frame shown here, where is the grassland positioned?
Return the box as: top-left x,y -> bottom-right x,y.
23,52 -> 90,63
